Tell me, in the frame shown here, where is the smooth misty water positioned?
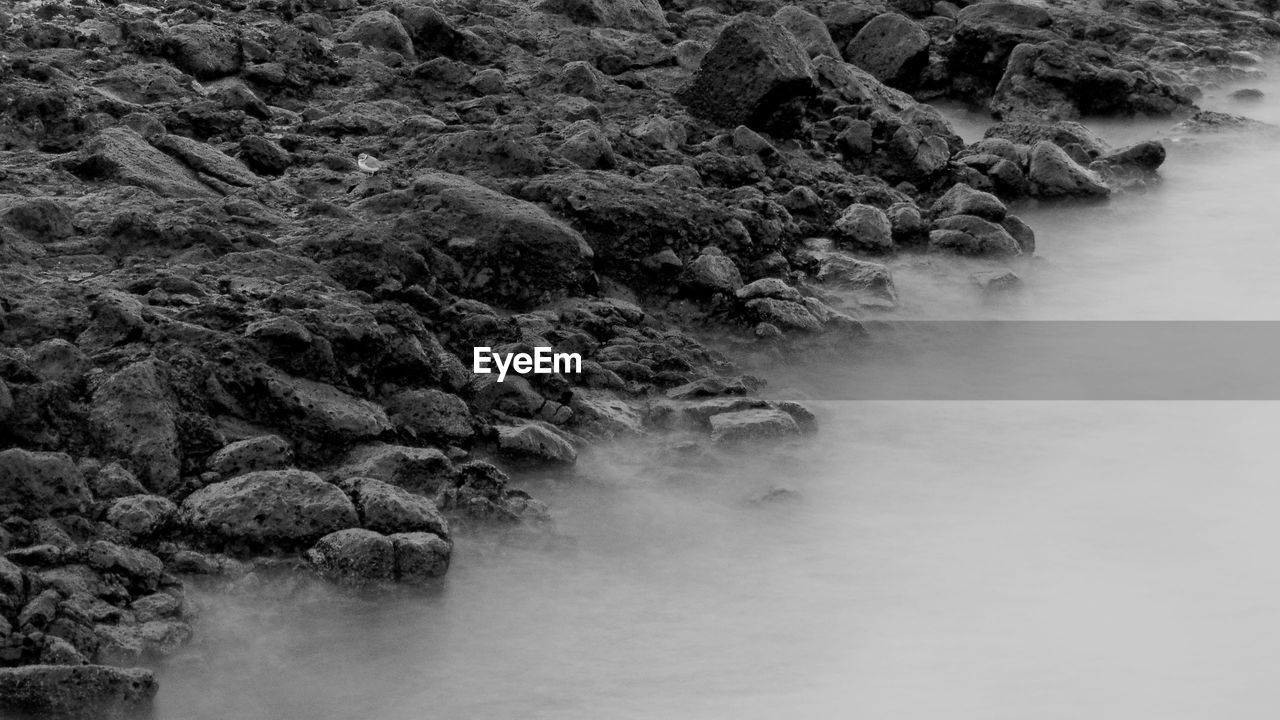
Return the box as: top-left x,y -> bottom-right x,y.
151,74 -> 1280,719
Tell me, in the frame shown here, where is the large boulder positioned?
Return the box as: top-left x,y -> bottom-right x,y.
674,14 -> 817,129
0,450 -> 91,518
346,477 -> 450,537
928,215 -> 1022,255
89,359 -> 181,491
164,23 -> 242,79
359,172 -> 594,308
1027,141 -> 1110,198
774,5 -> 842,60
338,10 -> 416,59
181,470 -> 359,549
538,0 -> 668,31
383,389 -> 474,443
844,13 -> 930,88
0,665 -> 157,720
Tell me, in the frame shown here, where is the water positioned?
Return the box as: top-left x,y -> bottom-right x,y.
151,75 -> 1280,719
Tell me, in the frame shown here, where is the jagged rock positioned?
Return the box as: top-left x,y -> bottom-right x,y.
844,13 -> 930,88
89,359 -> 180,491
106,495 -> 177,538
165,23 -> 242,79
774,5 -> 842,60
1027,141 -> 1110,198
346,477 -> 450,537
675,14 -> 817,129
384,389 -> 474,443
182,470 -> 359,549
496,422 -> 578,464
834,203 -> 893,252
0,197 -> 73,240
68,128 -> 219,199
151,134 -> 260,188
306,528 -> 395,585
0,450 -> 90,518
0,665 -> 157,720
709,408 -> 802,444
931,183 -> 1007,221
560,60 -> 609,100
929,215 -> 1022,255
743,298 -> 825,332
206,436 -> 294,478
539,0 -> 668,31
680,249 -> 744,295
339,11 -> 415,60
391,532 -> 451,581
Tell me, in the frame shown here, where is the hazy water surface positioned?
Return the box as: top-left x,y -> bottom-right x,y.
151,73 -> 1280,719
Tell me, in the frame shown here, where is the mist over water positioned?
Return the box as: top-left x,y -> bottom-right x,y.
152,73 -> 1280,719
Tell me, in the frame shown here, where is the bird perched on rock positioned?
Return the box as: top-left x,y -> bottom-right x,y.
357,153 -> 384,174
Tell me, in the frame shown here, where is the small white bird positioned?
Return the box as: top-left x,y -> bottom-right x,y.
357,153 -> 384,174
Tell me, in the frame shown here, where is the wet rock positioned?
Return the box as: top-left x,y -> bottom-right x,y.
339,11 -> 415,60
496,422 -> 578,465
1097,140 -> 1166,174
345,477 -> 450,537
931,183 -> 1007,221
560,61 -> 609,100
333,445 -> 454,497
89,359 -> 180,491
182,470 -> 359,549
834,203 -> 893,252
929,215 -> 1022,256
27,339 -> 89,384
165,23 -> 242,79
743,298 -> 825,333
971,269 -> 1021,291
680,249 -> 744,295
0,665 -> 157,720
0,450 -> 91,518
106,495 -> 177,538
306,528 -> 395,586
774,5 -> 842,60
384,389 -> 474,444
1,197 -> 73,240
984,121 -> 1109,158
844,13 -> 930,88
391,532 -> 451,581
539,0 -> 668,31
206,436 -> 294,478
709,408 -> 802,444
736,278 -> 804,303
798,244 -> 898,307
1027,141 -> 1110,198
674,14 -> 817,129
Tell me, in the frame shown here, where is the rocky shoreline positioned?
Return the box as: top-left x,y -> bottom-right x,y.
0,0 -> 1275,715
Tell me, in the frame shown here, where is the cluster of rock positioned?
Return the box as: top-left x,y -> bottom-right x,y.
0,0 -> 1275,714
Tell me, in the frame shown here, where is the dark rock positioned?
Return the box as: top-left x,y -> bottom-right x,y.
339,11 -> 415,60
0,665 -> 156,720
680,249 -> 744,295
89,359 -> 181,491
932,183 -> 1007,220
67,128 -> 218,199
206,436 -> 294,478
181,469 -> 359,549
834,203 -> 893,252
391,532 -> 451,581
0,450 -> 91,519
306,528 -> 395,585
333,445 -> 454,497
709,408 -> 802,443
1000,214 -> 1036,254
496,422 -> 578,465
774,5 -> 842,59
88,463 -> 147,502
929,215 -> 1022,255
238,136 -> 292,176
1027,141 -> 1110,198
165,23 -> 242,79
956,2 -> 1052,28
384,389 -> 474,443
346,477 -> 450,537
674,14 -> 817,129
538,0 -> 668,31
844,13 -> 931,88
106,495 -> 177,538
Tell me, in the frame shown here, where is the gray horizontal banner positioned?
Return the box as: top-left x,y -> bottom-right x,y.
791,321 -> 1280,400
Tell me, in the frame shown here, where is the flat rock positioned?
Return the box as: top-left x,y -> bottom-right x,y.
182,469 -> 359,549
334,444 -> 455,497
261,370 -> 392,441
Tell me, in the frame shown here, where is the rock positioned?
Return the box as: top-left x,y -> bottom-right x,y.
743,298 -> 825,332
971,269 -> 1021,291
0,665 -> 157,720
106,495 -> 177,538
709,408 -> 802,444
206,436 -> 294,477
984,120 -> 1109,158
83,541 -> 164,590
0,379 -> 10,426
151,134 -> 260,188
496,422 -> 578,464
333,444 -> 454,497
88,463 -> 147,501
393,5 -> 487,61
834,203 -> 893,251
346,477 -> 450,537
0,450 -> 91,518
182,470 -> 359,549
1231,88 -> 1264,102
674,14 -> 817,129
680,250 -> 744,295
929,215 -> 1022,255
1098,140 -> 1166,174
306,528 -> 396,585
369,172 -> 595,308
558,127 -> 617,169
560,60 -> 608,100
844,13 -> 931,88
339,11 -> 415,60
931,183 -> 1007,220
26,339 -> 89,383
805,250 -> 898,307
736,278 -> 804,302
1027,141 -> 1110,198
823,4 -> 881,48
956,2 -> 1052,28
384,389 -> 474,443
0,197 -> 73,240
1001,215 -> 1036,254
67,128 -> 218,199
538,0 -> 668,31
774,5 -> 842,60
165,23 -> 242,79
89,359 -> 181,491
390,532 -> 451,581
260,370 -> 392,441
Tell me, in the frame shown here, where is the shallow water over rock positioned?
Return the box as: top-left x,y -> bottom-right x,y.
148,74 -> 1280,720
